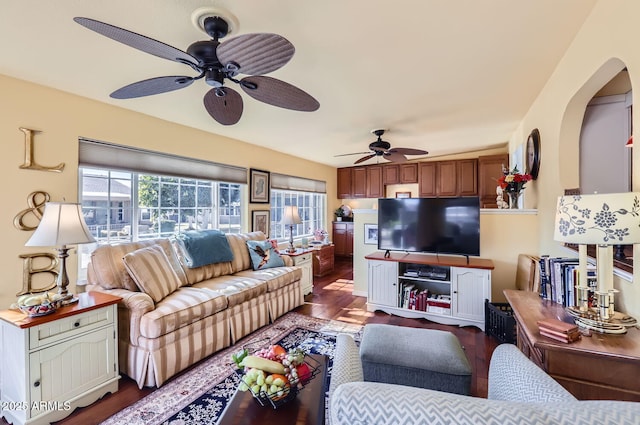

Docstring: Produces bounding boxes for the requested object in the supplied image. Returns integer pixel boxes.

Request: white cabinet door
[368,260,398,307]
[293,253,313,295]
[29,327,116,416]
[451,267,491,322]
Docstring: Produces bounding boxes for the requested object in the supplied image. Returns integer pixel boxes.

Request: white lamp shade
[281,205,302,225]
[554,193,640,245]
[25,202,96,247]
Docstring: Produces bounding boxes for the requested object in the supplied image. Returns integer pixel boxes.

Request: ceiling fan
[73,8,319,126]
[336,129,429,164]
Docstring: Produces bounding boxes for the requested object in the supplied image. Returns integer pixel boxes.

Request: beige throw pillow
[123,245,182,303]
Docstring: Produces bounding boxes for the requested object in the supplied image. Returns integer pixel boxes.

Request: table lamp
[554,193,640,321]
[25,202,96,304]
[281,205,301,253]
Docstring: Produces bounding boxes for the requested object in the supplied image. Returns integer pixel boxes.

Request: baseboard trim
[352,289,367,297]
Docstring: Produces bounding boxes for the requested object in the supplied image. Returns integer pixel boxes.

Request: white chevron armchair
[329,335,640,425]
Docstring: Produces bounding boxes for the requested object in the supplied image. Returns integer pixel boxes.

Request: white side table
[0,292,121,425]
[288,249,314,295]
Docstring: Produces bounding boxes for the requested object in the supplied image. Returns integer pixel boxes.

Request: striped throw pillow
[123,245,182,303]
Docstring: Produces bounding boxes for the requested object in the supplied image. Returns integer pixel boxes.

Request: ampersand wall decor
[14,191,50,231]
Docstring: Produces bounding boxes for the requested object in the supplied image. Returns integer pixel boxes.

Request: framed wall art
[249,168,270,203]
[252,210,270,237]
[364,223,378,245]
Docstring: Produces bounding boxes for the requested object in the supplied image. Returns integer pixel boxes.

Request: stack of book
[537,318,581,343]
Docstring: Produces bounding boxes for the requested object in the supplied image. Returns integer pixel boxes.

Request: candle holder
[567,288,637,334]
[608,289,620,318]
[575,286,590,313]
[595,291,610,321]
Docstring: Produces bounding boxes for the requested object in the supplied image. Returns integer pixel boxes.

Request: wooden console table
[504,289,640,401]
[312,244,334,277]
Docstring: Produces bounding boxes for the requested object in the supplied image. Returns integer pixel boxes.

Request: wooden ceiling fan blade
[385,152,408,163]
[110,76,195,99]
[354,154,376,164]
[334,151,373,157]
[389,147,429,156]
[74,17,198,67]
[217,33,295,75]
[240,76,319,111]
[203,87,243,126]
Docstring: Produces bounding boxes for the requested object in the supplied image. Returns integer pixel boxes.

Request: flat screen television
[377,197,480,257]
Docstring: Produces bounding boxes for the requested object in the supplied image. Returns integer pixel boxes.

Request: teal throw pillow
[175,229,234,268]
[246,240,285,271]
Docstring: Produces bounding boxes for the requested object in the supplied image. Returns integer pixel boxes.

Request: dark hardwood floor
[3,257,500,425]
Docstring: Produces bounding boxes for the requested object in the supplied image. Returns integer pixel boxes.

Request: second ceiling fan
[337,129,428,164]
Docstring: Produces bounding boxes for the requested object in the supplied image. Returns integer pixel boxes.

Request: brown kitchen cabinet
[351,167,367,198]
[337,165,387,199]
[384,163,418,185]
[419,159,478,197]
[418,162,437,197]
[457,159,478,196]
[333,221,354,257]
[478,154,509,208]
[340,158,479,199]
[399,163,419,183]
[383,164,400,184]
[337,167,353,199]
[366,165,384,198]
[436,160,458,196]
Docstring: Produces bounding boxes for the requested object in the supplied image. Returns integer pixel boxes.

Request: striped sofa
[86,231,303,388]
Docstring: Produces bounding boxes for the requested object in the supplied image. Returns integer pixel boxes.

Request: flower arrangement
[313,229,327,241]
[498,166,532,193]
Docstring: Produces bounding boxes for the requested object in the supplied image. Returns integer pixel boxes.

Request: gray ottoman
[360,324,472,395]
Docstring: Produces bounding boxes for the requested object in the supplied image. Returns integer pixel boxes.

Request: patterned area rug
[102,312,362,425]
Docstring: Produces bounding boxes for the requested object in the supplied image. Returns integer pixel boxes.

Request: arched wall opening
[558,58,628,189]
[557,57,636,315]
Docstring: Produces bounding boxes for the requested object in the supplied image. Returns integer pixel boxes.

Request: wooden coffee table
[217,354,328,425]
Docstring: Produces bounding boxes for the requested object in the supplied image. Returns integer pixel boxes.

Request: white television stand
[365,251,494,331]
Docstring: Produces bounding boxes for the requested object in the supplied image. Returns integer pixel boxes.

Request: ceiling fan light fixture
[205,69,224,87]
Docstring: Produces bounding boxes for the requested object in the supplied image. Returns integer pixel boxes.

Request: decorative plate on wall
[526,128,541,180]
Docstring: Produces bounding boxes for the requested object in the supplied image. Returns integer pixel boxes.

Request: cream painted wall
[352,209,378,296]
[507,0,640,317]
[0,74,336,309]
[480,210,539,302]
[351,209,538,302]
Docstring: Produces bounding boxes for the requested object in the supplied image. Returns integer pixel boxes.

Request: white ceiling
[0,0,597,168]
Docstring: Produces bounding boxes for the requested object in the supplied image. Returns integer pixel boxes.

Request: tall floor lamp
[281,205,301,253]
[25,202,96,304]
[554,193,640,328]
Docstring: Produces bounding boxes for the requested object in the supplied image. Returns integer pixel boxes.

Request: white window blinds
[270,173,326,193]
[78,138,247,184]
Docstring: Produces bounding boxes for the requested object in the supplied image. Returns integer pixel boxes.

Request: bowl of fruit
[232,343,319,408]
[13,292,64,317]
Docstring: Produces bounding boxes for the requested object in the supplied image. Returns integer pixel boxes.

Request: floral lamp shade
[554,193,640,245]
